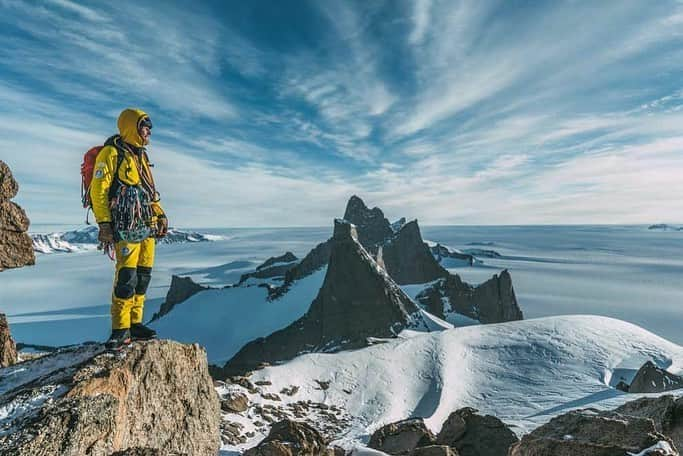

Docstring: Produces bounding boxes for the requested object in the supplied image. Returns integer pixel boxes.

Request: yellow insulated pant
[111,237,155,329]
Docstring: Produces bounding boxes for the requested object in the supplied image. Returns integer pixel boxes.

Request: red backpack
[81,146,104,209]
[80,136,126,221]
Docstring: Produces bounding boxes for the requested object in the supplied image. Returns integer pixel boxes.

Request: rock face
[221,219,426,377]
[244,419,328,456]
[0,339,220,455]
[270,239,332,299]
[509,410,677,456]
[0,160,34,271]
[615,395,683,451]
[0,313,17,367]
[416,271,522,324]
[151,275,208,321]
[436,408,518,456]
[240,252,300,285]
[343,195,394,253]
[628,361,683,393]
[368,418,437,455]
[378,220,448,285]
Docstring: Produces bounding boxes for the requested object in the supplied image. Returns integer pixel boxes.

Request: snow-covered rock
[0,339,220,455]
[219,219,429,377]
[415,270,522,324]
[214,315,683,453]
[31,226,220,254]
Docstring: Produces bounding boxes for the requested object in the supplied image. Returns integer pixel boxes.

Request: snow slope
[221,315,683,452]
[151,267,328,365]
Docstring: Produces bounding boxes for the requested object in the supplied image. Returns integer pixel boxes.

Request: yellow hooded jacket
[90,108,164,224]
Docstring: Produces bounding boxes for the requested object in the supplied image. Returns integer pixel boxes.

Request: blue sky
[2,0,683,227]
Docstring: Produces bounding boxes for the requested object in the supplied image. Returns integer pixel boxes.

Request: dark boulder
[436,408,518,456]
[411,445,459,456]
[0,161,34,271]
[368,418,436,455]
[509,410,676,456]
[615,395,683,451]
[244,419,328,456]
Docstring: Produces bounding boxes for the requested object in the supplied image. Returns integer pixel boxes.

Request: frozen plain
[0,224,682,351]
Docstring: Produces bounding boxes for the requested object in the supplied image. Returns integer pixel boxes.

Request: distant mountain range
[31,226,221,253]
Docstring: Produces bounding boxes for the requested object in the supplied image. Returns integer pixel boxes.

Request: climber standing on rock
[90,108,168,348]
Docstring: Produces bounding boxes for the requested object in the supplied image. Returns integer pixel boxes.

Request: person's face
[139,125,151,145]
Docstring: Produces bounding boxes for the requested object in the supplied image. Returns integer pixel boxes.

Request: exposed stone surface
[342,195,394,253]
[391,217,407,233]
[368,418,437,455]
[628,361,683,393]
[221,390,250,413]
[509,410,677,456]
[0,160,19,200]
[0,201,30,232]
[0,339,220,456]
[615,395,683,451]
[151,275,208,321]
[436,408,518,456]
[221,219,425,377]
[240,252,299,285]
[0,161,34,271]
[270,239,333,299]
[259,252,298,271]
[416,270,522,324]
[0,313,17,367]
[378,220,448,285]
[429,244,475,264]
[244,419,328,456]
[412,445,459,456]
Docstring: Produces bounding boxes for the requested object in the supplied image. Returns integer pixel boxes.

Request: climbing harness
[110,184,154,243]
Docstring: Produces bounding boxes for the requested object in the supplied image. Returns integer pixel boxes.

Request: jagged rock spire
[221,219,425,376]
[342,195,394,252]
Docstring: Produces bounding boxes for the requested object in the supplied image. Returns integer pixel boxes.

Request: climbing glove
[98,222,114,243]
[156,214,168,238]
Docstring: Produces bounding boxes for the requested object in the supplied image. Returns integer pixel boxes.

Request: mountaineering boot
[105,328,131,349]
[130,322,157,340]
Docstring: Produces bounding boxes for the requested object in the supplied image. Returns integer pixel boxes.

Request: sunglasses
[138,117,153,130]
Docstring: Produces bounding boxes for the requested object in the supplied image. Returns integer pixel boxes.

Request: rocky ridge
[416,270,522,324]
[219,219,428,377]
[0,160,34,270]
[0,314,17,368]
[151,274,210,321]
[0,339,220,455]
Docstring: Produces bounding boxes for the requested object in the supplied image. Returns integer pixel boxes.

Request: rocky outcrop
[509,410,677,456]
[416,271,522,324]
[221,219,426,377]
[240,252,299,285]
[615,395,683,451]
[270,239,332,299]
[0,160,34,271]
[151,275,208,321]
[0,313,17,367]
[368,418,436,455]
[244,419,328,456]
[378,220,448,285]
[391,217,407,233]
[343,195,394,253]
[627,361,683,393]
[436,408,518,456]
[430,243,475,264]
[0,339,220,455]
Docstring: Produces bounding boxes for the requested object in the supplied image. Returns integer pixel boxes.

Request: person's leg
[130,237,156,339]
[108,241,141,345]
